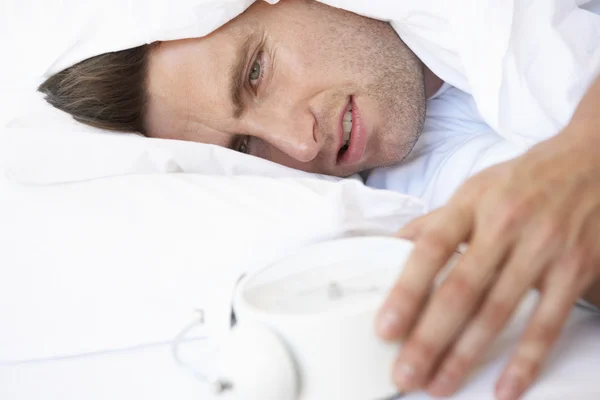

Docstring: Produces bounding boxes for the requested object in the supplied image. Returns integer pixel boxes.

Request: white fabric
[2,295,599,400]
[367,85,521,211]
[1,93,341,184]
[317,0,600,148]
[0,170,423,363]
[1,0,255,90]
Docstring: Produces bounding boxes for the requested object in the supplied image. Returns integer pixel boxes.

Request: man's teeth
[342,104,353,145]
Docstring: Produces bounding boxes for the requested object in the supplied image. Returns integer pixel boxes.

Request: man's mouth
[339,102,353,157]
[336,96,366,167]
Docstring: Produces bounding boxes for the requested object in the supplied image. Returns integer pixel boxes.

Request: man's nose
[250,107,321,163]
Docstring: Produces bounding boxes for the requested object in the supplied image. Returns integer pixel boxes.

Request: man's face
[145,0,426,177]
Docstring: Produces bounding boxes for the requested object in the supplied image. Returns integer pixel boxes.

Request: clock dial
[238,237,414,316]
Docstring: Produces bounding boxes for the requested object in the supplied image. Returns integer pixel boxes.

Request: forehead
[145,23,250,140]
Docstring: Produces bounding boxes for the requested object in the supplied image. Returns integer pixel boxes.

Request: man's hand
[375,119,600,400]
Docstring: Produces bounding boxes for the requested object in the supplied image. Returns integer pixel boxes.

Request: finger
[426,236,555,397]
[495,254,585,400]
[395,208,446,241]
[389,229,510,392]
[376,204,472,341]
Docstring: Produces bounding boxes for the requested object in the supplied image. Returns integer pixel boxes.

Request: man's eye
[249,59,262,86]
[237,136,250,154]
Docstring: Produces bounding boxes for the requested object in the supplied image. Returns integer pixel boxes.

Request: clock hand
[294,281,384,300]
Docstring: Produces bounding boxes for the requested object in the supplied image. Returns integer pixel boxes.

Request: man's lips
[336,96,367,167]
[336,97,352,160]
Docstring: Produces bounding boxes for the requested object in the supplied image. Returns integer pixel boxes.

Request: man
[40,0,441,178]
[39,1,600,399]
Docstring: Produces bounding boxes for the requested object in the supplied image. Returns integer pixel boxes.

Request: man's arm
[567,73,600,310]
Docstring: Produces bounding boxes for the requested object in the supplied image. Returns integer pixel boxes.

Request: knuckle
[438,273,479,310]
[493,194,534,236]
[526,319,561,348]
[404,336,438,366]
[561,245,593,278]
[415,231,454,261]
[388,282,422,315]
[531,217,565,253]
[397,215,429,238]
[441,352,475,381]
[455,178,481,200]
[478,299,514,334]
[463,167,499,193]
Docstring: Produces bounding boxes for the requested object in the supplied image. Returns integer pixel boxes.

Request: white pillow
[0,172,424,363]
[1,93,342,184]
[2,0,254,87]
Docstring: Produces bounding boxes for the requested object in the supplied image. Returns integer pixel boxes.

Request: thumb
[396,208,445,241]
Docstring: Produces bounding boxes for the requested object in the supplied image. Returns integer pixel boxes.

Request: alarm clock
[213,236,418,400]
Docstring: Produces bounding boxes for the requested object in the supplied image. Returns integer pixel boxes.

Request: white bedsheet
[1,296,599,400]
[0,172,423,363]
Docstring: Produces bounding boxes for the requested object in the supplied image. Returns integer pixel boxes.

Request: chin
[385,134,421,166]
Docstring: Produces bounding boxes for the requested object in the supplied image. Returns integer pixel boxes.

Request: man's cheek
[254,140,292,167]
[267,146,318,173]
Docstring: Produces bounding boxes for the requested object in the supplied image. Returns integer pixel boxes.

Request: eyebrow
[229,33,256,119]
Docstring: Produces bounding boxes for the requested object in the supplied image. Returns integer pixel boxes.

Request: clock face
[237,237,414,318]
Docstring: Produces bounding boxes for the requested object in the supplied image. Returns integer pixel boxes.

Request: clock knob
[216,321,298,400]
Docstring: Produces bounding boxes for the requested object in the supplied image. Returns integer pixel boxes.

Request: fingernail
[428,373,453,396]
[394,362,416,390]
[376,309,401,337]
[496,374,523,400]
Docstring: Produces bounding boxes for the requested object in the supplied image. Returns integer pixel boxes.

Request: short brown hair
[38,45,150,134]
